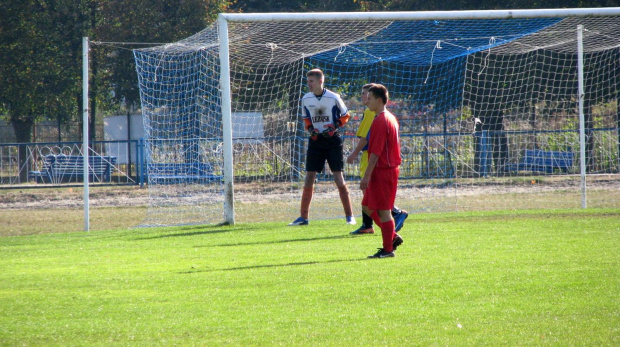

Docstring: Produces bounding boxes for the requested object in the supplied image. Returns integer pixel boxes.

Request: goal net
[134,10,620,227]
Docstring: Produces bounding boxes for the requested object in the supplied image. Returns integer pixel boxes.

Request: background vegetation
[1,0,619,144]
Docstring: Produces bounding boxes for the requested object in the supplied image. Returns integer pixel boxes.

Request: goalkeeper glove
[308,126,320,141]
[322,124,337,137]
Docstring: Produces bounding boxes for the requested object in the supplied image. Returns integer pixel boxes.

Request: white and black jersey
[301,88,348,133]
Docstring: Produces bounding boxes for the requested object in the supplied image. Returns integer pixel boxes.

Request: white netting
[134,14,620,227]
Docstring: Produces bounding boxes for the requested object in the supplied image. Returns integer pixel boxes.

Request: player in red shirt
[361,84,403,258]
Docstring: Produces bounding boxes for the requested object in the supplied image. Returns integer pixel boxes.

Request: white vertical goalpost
[215,8,620,225]
[83,36,90,231]
[217,20,235,225]
[577,25,587,209]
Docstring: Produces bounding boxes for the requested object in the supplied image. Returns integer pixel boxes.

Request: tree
[0,0,88,143]
[0,0,91,180]
[0,0,233,182]
[363,0,620,11]
[93,0,233,115]
[0,0,234,144]
[231,0,364,12]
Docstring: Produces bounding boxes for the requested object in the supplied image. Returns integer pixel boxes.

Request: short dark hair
[362,83,375,90]
[306,68,324,80]
[368,84,389,104]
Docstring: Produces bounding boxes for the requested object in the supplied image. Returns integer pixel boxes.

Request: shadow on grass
[133,226,252,240]
[202,234,357,248]
[180,257,364,274]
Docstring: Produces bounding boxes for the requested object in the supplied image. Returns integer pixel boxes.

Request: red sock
[380,219,396,252]
[300,187,313,219]
[370,210,381,226]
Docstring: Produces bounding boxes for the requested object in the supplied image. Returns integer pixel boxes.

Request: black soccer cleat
[368,248,395,258]
[392,234,404,251]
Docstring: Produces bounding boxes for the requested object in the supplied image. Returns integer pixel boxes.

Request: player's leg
[301,171,317,217]
[351,188,374,234]
[326,137,355,224]
[363,206,396,258]
[288,171,316,226]
[363,211,375,229]
[378,209,396,252]
[289,142,325,226]
[333,171,355,224]
[352,152,374,234]
[361,205,381,229]
[365,168,402,258]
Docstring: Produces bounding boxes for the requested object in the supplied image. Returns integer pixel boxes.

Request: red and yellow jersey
[367,110,401,169]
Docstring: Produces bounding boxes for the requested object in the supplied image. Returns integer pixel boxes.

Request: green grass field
[1,209,619,346]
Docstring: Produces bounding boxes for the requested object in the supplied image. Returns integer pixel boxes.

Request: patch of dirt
[1,174,618,209]
[0,185,150,209]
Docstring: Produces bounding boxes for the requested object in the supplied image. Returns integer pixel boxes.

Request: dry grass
[0,206,147,236]
[1,175,619,236]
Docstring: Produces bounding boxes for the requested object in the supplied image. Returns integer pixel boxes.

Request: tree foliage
[0,0,618,143]
[0,0,89,141]
[94,0,232,113]
[0,0,232,143]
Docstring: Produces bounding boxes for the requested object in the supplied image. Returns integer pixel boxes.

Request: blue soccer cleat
[394,210,409,232]
[288,217,309,226]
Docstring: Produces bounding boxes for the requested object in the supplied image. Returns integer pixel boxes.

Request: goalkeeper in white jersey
[288,68,356,226]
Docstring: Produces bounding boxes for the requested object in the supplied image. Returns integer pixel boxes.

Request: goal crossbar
[220,8,620,22]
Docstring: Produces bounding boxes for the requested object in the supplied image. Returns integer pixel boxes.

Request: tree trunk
[11,117,34,183]
[89,51,97,143]
[89,1,97,143]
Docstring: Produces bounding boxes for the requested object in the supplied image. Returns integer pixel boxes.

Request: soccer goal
[133,8,620,227]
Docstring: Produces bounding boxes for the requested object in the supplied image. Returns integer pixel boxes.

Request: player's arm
[335,112,351,127]
[346,137,368,164]
[303,105,320,140]
[303,117,313,131]
[332,95,351,128]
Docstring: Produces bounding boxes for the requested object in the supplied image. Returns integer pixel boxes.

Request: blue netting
[311,18,562,66]
[307,18,562,124]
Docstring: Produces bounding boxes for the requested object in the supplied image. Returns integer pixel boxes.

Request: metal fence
[1,127,618,188]
[0,140,143,187]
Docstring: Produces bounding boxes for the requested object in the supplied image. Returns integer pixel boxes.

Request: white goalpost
[83,36,90,231]
[134,8,620,227]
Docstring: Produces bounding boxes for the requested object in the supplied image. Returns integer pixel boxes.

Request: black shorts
[305,135,344,173]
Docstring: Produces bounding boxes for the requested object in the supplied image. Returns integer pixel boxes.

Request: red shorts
[362,167,399,211]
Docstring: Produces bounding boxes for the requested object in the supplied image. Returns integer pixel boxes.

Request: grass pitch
[1,209,619,346]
